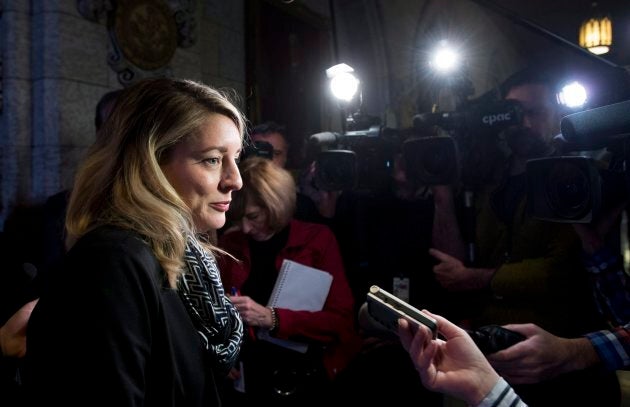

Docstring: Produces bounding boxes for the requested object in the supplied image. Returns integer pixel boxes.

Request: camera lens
[545,161,590,220]
[315,150,357,191]
[422,143,450,176]
[402,137,456,185]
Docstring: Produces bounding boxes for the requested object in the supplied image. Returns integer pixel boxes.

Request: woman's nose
[240,219,252,234]
[220,161,243,192]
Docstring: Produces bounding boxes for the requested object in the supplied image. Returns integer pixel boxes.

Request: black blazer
[24,226,220,407]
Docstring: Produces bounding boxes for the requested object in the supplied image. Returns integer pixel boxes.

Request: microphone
[560,100,630,148]
[308,131,340,146]
[414,111,466,130]
[413,100,523,133]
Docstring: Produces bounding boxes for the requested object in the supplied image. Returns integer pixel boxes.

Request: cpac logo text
[482,112,512,126]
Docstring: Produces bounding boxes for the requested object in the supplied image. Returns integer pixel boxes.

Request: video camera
[242,140,274,161]
[309,123,406,192]
[308,98,524,192]
[526,99,630,223]
[404,98,524,186]
[414,99,523,133]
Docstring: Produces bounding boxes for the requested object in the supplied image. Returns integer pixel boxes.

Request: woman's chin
[195,215,225,233]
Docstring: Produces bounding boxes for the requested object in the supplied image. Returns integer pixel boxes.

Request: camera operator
[486,192,630,385]
[248,121,344,225]
[332,149,445,407]
[250,121,290,168]
[430,67,620,406]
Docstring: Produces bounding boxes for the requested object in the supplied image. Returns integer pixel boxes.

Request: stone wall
[0,0,246,228]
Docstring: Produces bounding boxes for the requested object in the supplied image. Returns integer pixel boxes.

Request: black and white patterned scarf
[178,234,243,375]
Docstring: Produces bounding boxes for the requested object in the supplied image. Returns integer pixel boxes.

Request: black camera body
[467,325,526,355]
[314,150,358,191]
[309,99,520,191]
[414,99,523,134]
[409,99,524,186]
[310,125,403,192]
[527,100,630,223]
[527,156,601,223]
[242,140,274,161]
[402,136,458,185]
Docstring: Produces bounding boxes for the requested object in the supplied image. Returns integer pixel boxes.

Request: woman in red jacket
[217,156,360,406]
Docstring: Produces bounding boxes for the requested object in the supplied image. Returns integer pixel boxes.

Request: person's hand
[487,323,600,384]
[0,299,38,358]
[430,184,455,205]
[398,311,500,406]
[298,161,320,201]
[299,161,340,218]
[316,189,341,218]
[430,248,495,291]
[228,295,274,329]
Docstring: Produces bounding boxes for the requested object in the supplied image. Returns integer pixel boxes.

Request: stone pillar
[31,0,111,200]
[1,1,33,228]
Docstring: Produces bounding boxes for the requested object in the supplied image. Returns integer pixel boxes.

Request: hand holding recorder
[365,285,437,338]
[398,310,506,406]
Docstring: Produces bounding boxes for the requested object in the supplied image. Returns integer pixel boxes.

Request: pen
[231,287,256,341]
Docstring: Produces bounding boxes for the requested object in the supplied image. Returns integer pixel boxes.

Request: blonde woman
[218,156,360,406]
[24,78,245,407]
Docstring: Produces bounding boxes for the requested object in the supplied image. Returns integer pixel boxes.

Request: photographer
[248,121,343,225]
[487,196,630,384]
[250,121,290,168]
[430,67,620,405]
[572,199,630,327]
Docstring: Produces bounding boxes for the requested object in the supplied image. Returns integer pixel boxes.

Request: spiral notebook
[257,259,333,353]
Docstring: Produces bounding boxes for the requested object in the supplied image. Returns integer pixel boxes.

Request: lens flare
[558,82,587,108]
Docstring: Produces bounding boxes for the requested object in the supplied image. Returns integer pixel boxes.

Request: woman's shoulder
[69,225,160,270]
[74,225,150,252]
[56,226,165,300]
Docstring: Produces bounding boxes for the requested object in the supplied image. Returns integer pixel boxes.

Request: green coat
[471,179,606,337]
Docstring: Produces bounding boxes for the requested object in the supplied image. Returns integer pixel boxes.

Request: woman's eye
[204,157,221,165]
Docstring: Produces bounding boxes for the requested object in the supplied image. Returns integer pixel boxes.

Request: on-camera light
[430,41,460,74]
[557,81,588,108]
[326,63,360,102]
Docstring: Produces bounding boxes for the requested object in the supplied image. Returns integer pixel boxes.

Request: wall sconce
[579,2,612,55]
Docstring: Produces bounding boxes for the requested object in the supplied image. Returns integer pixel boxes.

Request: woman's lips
[210,202,230,212]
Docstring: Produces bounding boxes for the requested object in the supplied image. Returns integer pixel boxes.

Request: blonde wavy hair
[66,78,246,287]
[227,156,296,235]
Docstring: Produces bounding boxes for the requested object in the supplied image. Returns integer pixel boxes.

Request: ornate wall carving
[77,0,196,86]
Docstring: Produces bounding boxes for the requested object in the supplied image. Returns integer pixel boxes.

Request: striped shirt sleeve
[476,377,527,407]
[585,323,630,371]
[583,246,630,326]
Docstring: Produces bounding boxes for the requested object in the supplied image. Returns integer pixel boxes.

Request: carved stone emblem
[114,0,177,71]
[77,0,196,86]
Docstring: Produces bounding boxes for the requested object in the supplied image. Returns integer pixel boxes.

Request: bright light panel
[558,82,587,108]
[330,72,360,102]
[326,63,354,78]
[430,43,459,73]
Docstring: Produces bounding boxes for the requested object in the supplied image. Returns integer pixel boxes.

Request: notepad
[258,259,333,353]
